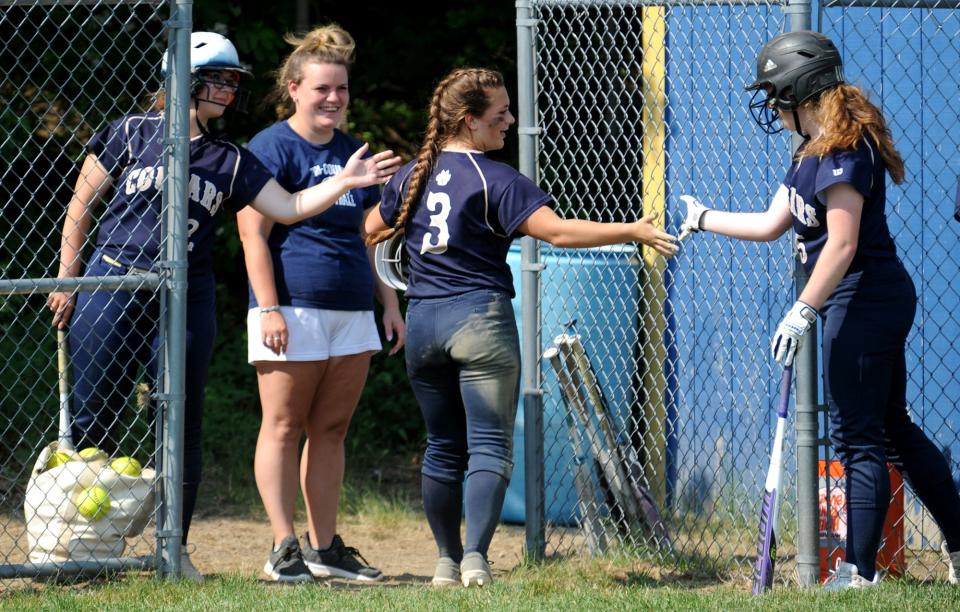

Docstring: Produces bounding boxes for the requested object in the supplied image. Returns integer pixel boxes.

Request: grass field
[4,454,957,609]
[2,555,957,611]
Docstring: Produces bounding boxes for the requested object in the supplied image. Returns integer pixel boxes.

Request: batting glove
[771,300,818,366]
[678,195,710,240]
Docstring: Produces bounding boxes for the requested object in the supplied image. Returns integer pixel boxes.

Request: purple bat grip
[776,366,792,419]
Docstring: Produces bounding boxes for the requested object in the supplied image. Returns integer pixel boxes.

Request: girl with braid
[365,67,678,587]
[238,25,403,583]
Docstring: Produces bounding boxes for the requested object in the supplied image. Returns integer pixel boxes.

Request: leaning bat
[752,365,793,595]
[555,334,642,533]
[563,330,671,547]
[544,346,606,554]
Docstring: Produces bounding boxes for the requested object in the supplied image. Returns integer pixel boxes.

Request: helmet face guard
[373,232,408,291]
[745,30,844,132]
[192,71,250,112]
[748,88,783,134]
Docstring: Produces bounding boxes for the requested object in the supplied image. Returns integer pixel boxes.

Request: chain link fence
[2,0,956,593]
[517,0,960,586]
[0,0,176,585]
[820,0,960,583]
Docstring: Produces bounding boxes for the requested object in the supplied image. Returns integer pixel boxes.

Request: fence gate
[516,0,960,586]
[0,0,189,585]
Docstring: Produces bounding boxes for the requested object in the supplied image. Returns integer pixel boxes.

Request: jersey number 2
[420,191,450,255]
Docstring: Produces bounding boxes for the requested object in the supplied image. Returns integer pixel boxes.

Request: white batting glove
[678,195,710,240]
[771,301,818,366]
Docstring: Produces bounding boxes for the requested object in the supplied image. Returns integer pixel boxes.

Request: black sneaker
[263,535,313,583]
[302,533,383,582]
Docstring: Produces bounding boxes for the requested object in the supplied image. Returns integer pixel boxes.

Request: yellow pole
[640,7,668,507]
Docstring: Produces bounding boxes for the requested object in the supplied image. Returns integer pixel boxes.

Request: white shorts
[247,306,382,363]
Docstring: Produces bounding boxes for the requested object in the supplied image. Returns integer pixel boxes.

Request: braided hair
[366,67,504,246]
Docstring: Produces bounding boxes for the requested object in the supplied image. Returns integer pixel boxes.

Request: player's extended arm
[237,206,286,355]
[363,205,390,236]
[250,143,401,224]
[47,153,114,328]
[679,186,792,242]
[518,206,678,256]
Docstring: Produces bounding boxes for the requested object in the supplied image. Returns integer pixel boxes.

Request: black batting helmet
[746,30,844,133]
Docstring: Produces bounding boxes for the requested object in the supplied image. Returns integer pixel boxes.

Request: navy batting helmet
[746,30,844,133]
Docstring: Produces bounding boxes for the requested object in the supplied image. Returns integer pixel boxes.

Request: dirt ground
[184,514,528,584]
[0,512,528,589]
[1,450,532,589]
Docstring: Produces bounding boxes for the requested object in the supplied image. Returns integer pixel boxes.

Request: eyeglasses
[196,69,241,91]
[199,76,240,91]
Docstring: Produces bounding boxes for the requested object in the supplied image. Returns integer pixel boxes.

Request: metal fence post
[159,0,192,580]
[516,0,545,562]
[0,0,169,583]
[785,0,820,589]
[791,261,821,587]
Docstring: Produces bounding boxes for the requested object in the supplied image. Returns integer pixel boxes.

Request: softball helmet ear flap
[373,232,408,291]
[745,30,844,133]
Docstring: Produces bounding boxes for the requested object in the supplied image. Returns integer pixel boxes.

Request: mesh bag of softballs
[24,441,156,563]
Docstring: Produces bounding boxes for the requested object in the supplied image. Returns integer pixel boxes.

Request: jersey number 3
[420,191,450,255]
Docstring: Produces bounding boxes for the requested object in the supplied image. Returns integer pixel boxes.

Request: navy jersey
[783,138,897,273]
[246,123,380,310]
[88,112,273,276]
[379,151,551,299]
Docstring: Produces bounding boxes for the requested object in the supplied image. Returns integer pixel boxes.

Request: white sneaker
[823,560,880,591]
[943,541,959,585]
[180,549,204,583]
[460,552,492,587]
[431,556,461,587]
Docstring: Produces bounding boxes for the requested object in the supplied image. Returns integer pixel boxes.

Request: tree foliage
[0,2,519,504]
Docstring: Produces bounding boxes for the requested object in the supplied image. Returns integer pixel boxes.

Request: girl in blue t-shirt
[237,25,403,583]
[679,30,960,588]
[365,67,678,587]
[45,32,400,581]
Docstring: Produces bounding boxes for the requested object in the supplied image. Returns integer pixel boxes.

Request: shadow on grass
[505,541,732,591]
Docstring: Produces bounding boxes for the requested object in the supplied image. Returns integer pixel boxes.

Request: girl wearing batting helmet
[46,31,400,581]
[679,30,960,589]
[365,67,677,587]
[237,24,403,584]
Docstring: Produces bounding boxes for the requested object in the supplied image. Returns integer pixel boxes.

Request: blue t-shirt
[88,111,273,278]
[379,151,551,299]
[245,123,380,310]
[783,138,897,274]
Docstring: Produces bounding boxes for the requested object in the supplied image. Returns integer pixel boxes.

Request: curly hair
[802,83,905,185]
